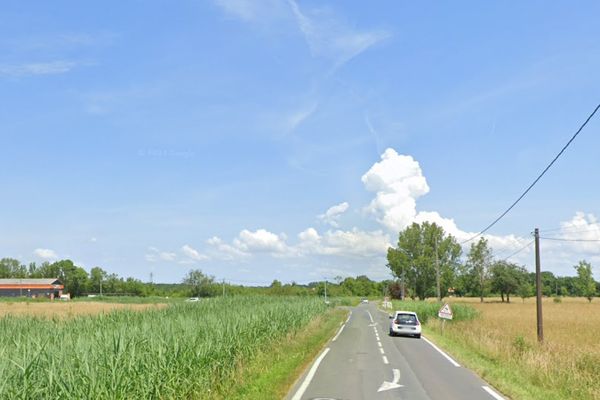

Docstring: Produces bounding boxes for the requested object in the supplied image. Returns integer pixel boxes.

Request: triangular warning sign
[438,303,453,320]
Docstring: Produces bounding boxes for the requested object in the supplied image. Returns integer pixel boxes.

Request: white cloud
[297,226,391,258]
[145,247,179,263]
[362,148,430,232]
[181,245,209,262]
[318,201,349,227]
[235,229,289,253]
[298,227,321,243]
[0,61,77,77]
[213,0,287,22]
[206,236,251,260]
[34,248,58,260]
[287,0,390,69]
[213,0,390,71]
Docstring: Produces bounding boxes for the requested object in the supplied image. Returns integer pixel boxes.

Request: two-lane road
[287,302,505,400]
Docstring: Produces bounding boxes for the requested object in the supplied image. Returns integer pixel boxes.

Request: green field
[0,296,341,399]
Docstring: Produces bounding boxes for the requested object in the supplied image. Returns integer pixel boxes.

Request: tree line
[0,259,150,297]
[0,258,390,299]
[387,222,599,302]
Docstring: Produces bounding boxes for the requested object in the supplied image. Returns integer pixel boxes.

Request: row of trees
[182,270,388,298]
[0,259,149,297]
[1,258,390,299]
[387,222,599,302]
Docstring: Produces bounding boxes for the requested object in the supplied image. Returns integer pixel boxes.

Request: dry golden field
[0,301,166,318]
[435,297,600,400]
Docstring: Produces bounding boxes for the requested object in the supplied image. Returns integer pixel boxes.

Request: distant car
[389,311,421,338]
[361,298,369,304]
[185,297,200,302]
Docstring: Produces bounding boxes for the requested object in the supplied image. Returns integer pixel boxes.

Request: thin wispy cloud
[0,61,78,77]
[213,0,288,22]
[287,0,391,70]
[213,0,391,71]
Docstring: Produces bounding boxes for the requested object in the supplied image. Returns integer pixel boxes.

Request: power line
[501,240,535,261]
[461,102,600,245]
[539,236,600,242]
[539,222,600,234]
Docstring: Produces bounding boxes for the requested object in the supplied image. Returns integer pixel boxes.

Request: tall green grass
[0,296,329,399]
[388,300,479,323]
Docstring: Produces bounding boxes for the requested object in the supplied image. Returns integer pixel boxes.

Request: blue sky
[2,1,600,284]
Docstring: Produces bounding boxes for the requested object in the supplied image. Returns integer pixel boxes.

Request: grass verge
[217,308,348,400]
[423,323,562,400]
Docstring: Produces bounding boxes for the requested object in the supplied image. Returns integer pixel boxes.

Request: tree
[465,238,492,302]
[89,267,108,294]
[182,269,216,297]
[574,260,596,302]
[0,258,27,278]
[269,280,283,295]
[387,222,461,300]
[518,281,533,303]
[490,261,528,303]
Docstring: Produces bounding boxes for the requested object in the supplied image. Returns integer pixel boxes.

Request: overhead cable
[539,236,600,242]
[461,102,600,245]
[501,240,535,261]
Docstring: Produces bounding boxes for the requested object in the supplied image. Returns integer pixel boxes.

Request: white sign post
[438,303,453,334]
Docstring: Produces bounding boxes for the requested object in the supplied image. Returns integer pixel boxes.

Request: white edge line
[422,337,461,367]
[291,347,331,400]
[346,311,352,323]
[482,386,505,400]
[332,323,346,342]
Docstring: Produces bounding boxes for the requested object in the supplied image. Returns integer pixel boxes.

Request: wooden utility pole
[534,228,544,343]
[435,239,441,301]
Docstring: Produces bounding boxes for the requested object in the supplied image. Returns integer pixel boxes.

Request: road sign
[438,303,453,320]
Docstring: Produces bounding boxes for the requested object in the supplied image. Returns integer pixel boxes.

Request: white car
[361,298,369,304]
[185,297,200,302]
[389,311,421,338]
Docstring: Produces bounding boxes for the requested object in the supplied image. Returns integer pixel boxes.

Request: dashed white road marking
[482,386,505,400]
[332,323,346,342]
[382,355,389,364]
[377,342,382,348]
[379,348,385,354]
[422,337,461,367]
[291,348,331,400]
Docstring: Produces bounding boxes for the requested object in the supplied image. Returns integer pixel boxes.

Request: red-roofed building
[0,279,64,299]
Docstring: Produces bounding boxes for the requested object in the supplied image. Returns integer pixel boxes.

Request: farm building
[0,279,64,299]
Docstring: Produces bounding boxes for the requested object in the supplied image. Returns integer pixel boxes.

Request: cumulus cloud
[206,236,251,260]
[145,247,178,263]
[181,245,209,262]
[146,147,597,280]
[297,226,391,258]
[362,148,430,232]
[34,248,58,260]
[541,212,600,256]
[234,229,289,254]
[318,202,349,227]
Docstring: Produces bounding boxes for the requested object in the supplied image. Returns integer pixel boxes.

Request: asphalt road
[287,302,505,400]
